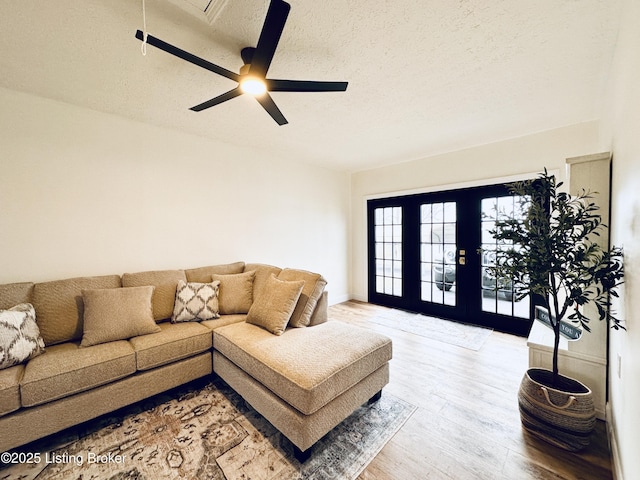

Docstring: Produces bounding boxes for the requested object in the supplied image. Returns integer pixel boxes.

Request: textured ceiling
[0,0,622,171]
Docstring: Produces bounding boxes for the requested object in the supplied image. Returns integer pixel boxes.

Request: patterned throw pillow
[0,303,45,370]
[172,280,221,323]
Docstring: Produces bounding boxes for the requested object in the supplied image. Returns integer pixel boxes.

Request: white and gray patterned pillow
[0,303,45,370]
[171,280,221,323]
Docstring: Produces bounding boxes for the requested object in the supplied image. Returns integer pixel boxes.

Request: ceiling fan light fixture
[134,0,347,125]
[240,77,267,95]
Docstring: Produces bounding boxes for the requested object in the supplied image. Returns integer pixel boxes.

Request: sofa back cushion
[244,263,282,300]
[277,269,327,328]
[122,270,187,321]
[32,275,122,346]
[308,291,329,326]
[185,262,245,283]
[0,282,34,310]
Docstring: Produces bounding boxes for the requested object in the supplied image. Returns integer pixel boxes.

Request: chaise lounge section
[214,320,391,459]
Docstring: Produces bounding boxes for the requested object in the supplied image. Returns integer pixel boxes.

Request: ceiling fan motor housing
[241,47,256,65]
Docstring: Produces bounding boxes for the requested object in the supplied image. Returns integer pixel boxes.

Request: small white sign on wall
[534,306,582,341]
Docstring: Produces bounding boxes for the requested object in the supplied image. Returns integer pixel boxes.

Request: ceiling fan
[135,0,348,125]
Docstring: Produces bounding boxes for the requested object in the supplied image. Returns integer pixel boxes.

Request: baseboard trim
[328,293,352,305]
[606,402,624,480]
[350,293,368,303]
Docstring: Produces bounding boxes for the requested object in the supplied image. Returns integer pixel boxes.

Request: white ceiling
[0,0,622,172]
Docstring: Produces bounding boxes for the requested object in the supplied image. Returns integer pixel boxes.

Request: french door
[368,182,534,336]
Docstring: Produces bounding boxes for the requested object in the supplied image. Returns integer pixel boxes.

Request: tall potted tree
[488,169,624,451]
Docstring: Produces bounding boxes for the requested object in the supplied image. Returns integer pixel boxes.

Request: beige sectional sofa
[0,261,391,460]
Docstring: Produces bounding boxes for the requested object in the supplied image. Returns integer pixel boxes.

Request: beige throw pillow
[246,275,305,335]
[210,271,255,315]
[171,280,220,323]
[277,269,327,327]
[0,303,45,370]
[81,286,161,347]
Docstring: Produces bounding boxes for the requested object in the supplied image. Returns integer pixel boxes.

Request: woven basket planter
[518,368,596,451]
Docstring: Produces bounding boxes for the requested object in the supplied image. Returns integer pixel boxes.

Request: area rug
[369,311,493,351]
[1,378,416,480]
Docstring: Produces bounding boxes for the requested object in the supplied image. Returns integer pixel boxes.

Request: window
[480,195,531,318]
[374,206,402,296]
[420,202,456,306]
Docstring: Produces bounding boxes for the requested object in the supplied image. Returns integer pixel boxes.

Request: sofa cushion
[200,314,247,331]
[80,286,160,347]
[211,271,255,315]
[213,321,392,415]
[20,341,136,407]
[32,275,122,346]
[122,270,186,321]
[185,262,245,283]
[0,365,24,417]
[308,291,329,327]
[128,322,212,371]
[246,275,304,335]
[172,280,220,323]
[277,269,327,328]
[0,303,45,370]
[244,263,282,299]
[0,282,34,310]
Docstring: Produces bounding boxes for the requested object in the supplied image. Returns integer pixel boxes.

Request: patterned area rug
[1,378,415,480]
[369,311,493,351]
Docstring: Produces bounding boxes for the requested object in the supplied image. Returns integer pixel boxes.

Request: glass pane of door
[480,195,530,318]
[373,206,402,296]
[420,201,456,306]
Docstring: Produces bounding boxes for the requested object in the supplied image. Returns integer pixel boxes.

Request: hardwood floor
[329,300,613,480]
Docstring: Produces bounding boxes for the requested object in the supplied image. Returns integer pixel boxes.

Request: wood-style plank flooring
[329,300,612,480]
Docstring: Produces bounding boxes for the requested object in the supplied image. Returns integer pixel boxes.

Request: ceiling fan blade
[190,87,243,112]
[267,79,348,92]
[249,0,291,78]
[255,93,288,125]
[135,30,240,82]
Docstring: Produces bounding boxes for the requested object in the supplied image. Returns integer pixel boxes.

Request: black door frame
[367,182,536,336]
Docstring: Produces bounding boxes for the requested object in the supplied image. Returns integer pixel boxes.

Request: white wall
[349,122,601,301]
[0,87,351,303]
[599,0,640,477]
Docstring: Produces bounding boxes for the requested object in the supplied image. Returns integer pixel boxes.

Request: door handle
[459,249,466,265]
